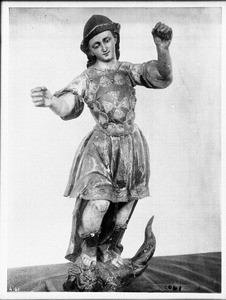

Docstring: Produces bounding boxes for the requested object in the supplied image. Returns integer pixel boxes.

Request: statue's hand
[152,22,173,49]
[30,86,53,107]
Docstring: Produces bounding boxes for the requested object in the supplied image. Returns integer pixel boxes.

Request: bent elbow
[60,100,84,121]
[151,74,173,89]
[161,74,173,89]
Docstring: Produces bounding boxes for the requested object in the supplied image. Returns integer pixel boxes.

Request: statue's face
[88,30,117,63]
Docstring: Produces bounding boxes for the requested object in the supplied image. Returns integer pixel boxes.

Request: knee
[92,200,110,213]
[115,213,128,229]
[115,202,135,228]
[115,209,130,228]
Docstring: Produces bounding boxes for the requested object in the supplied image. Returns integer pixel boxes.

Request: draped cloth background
[7,252,221,293]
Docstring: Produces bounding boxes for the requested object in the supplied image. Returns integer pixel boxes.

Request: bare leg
[78,200,110,268]
[115,200,136,229]
[101,200,137,268]
[64,200,110,292]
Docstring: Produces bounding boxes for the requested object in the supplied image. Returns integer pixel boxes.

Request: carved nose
[102,44,107,52]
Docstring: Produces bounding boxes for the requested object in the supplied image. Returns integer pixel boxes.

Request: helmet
[80,14,120,54]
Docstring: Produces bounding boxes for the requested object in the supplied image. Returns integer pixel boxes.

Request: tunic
[54,60,170,262]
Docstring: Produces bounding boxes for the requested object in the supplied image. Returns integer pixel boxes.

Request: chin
[103,57,113,62]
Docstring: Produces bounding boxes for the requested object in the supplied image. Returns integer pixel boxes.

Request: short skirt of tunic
[63,123,150,203]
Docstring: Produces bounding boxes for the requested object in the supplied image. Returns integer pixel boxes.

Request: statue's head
[80,15,121,68]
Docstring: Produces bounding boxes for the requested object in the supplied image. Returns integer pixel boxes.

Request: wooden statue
[30,14,173,292]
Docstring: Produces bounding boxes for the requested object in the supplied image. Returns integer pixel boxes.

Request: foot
[65,254,98,292]
[100,249,124,268]
[81,253,97,269]
[111,253,124,268]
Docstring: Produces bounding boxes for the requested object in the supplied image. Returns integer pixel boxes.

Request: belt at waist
[94,121,134,137]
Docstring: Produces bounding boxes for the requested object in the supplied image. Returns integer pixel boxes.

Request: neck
[95,58,118,70]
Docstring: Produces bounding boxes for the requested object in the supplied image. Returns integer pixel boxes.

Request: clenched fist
[30,86,53,107]
[152,22,173,49]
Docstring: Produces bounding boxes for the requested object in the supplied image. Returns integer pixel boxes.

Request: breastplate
[85,70,137,135]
